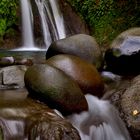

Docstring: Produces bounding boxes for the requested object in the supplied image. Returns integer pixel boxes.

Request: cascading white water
[18,0,66,51]
[35,0,66,50]
[35,0,52,49]
[49,0,66,39]
[66,94,131,140]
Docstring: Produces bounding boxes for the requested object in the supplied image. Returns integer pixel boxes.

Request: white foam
[67,94,131,140]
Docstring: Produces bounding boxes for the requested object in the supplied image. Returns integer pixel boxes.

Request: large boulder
[46,34,103,70]
[121,75,140,140]
[105,28,140,75]
[24,64,88,115]
[46,54,104,97]
[106,75,140,140]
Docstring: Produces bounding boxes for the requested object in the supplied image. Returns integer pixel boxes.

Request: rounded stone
[46,34,103,70]
[46,54,104,97]
[105,29,140,75]
[0,56,14,66]
[24,64,88,115]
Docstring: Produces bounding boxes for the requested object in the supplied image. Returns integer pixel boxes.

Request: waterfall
[20,0,37,50]
[35,0,66,50]
[49,0,66,39]
[18,0,66,51]
[66,94,131,140]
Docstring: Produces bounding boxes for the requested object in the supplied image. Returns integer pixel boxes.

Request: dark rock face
[121,75,140,140]
[46,54,104,97]
[24,64,88,115]
[106,75,140,140]
[0,97,81,140]
[105,36,140,75]
[59,0,90,35]
[46,34,103,70]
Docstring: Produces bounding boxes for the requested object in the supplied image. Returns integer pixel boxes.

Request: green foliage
[0,0,19,40]
[67,0,140,46]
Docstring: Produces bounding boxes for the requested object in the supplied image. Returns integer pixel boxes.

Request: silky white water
[66,94,131,140]
[49,0,66,39]
[20,0,35,49]
[35,0,66,50]
[35,0,52,49]
[19,0,66,51]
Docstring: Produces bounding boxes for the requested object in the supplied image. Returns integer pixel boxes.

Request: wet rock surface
[24,64,88,115]
[0,65,28,89]
[46,34,103,70]
[46,54,104,97]
[103,74,140,140]
[105,36,140,75]
[0,90,80,140]
[121,75,140,140]
[105,28,140,75]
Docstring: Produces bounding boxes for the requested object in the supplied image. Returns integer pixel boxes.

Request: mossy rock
[24,64,88,115]
[46,54,104,97]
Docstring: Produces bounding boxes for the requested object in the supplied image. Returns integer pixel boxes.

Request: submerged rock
[105,36,140,75]
[46,54,104,97]
[24,64,88,115]
[0,96,80,140]
[46,34,103,70]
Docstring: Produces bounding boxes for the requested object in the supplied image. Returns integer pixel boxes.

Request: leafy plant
[0,0,19,40]
[67,0,140,47]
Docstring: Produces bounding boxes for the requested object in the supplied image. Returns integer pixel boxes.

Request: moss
[67,0,140,47]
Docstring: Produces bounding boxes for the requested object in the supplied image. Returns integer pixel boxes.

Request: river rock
[0,65,27,89]
[14,58,33,66]
[105,35,140,75]
[0,97,80,140]
[24,64,88,115]
[46,34,103,70]
[46,54,104,97]
[0,56,14,66]
[120,75,140,140]
[107,75,140,140]
[111,27,140,48]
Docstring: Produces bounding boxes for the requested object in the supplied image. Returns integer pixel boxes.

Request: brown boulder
[46,54,104,97]
[24,64,88,115]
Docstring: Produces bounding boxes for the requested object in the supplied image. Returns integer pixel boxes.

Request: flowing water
[67,94,131,140]
[19,0,66,51]
[20,0,35,50]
